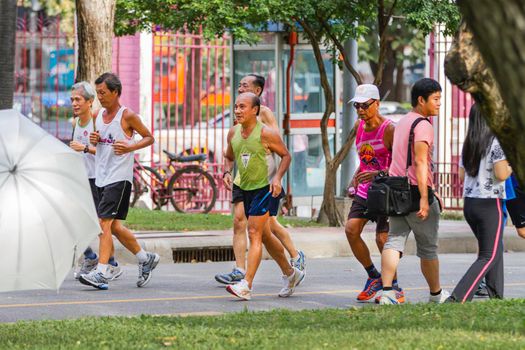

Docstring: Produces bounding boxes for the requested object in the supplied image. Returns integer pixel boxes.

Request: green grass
[126,208,323,231]
[1,300,524,349]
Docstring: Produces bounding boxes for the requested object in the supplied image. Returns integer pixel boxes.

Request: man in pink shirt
[379,78,450,304]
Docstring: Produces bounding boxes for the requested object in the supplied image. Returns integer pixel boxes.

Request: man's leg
[345,218,373,268]
[379,215,410,304]
[410,201,448,302]
[269,216,299,259]
[262,221,294,277]
[244,213,269,288]
[112,220,160,287]
[233,201,248,270]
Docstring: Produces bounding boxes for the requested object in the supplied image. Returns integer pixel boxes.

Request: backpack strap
[405,117,431,174]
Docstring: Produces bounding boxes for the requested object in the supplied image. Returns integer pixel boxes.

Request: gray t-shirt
[460,138,506,199]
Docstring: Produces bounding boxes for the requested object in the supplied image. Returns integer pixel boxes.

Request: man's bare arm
[222,127,236,190]
[414,141,429,219]
[262,127,291,182]
[114,110,154,155]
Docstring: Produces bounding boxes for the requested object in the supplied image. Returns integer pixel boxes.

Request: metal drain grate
[172,246,235,263]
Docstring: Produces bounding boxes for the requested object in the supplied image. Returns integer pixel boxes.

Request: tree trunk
[0,0,17,109]
[75,0,116,86]
[318,162,344,226]
[393,59,404,102]
[377,42,396,100]
[184,37,202,128]
[445,3,525,186]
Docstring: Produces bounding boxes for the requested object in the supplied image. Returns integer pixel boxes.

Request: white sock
[235,267,246,274]
[291,254,300,261]
[287,269,296,279]
[96,263,109,275]
[136,249,149,263]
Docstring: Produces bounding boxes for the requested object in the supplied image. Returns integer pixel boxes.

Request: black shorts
[242,185,284,218]
[89,178,100,208]
[96,181,132,220]
[232,184,243,204]
[348,195,389,233]
[506,187,525,228]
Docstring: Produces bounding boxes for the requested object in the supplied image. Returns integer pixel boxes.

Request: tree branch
[333,124,357,166]
[298,18,334,164]
[317,14,363,85]
[374,0,398,86]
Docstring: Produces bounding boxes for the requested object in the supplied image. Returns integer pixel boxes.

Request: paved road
[1,253,524,323]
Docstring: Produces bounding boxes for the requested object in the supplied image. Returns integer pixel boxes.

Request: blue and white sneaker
[79,270,109,290]
[291,250,306,271]
[74,256,98,279]
[137,252,160,287]
[215,268,246,285]
[379,290,400,305]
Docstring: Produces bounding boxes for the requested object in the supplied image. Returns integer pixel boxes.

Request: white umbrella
[0,109,100,292]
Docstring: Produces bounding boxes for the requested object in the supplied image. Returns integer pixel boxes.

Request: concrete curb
[109,221,525,264]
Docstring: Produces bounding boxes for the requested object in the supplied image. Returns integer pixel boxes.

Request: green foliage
[1,300,524,349]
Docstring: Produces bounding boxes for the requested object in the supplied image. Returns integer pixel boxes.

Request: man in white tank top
[79,73,159,290]
[69,81,122,281]
[216,74,306,285]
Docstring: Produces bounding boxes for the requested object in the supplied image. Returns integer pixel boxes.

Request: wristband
[222,170,231,178]
[83,145,89,153]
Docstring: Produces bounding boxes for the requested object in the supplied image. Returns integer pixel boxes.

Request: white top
[73,118,96,179]
[460,138,506,199]
[95,106,135,187]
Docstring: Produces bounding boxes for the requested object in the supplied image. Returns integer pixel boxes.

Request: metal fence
[150,30,232,212]
[429,28,472,210]
[14,8,74,140]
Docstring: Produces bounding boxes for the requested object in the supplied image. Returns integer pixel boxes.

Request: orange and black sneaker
[375,286,406,304]
[357,277,383,302]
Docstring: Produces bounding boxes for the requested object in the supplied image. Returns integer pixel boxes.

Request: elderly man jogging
[223,92,304,300]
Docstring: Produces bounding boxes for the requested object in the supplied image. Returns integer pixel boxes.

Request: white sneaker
[278,267,305,297]
[226,279,252,300]
[106,264,123,281]
[429,289,450,304]
[379,290,400,305]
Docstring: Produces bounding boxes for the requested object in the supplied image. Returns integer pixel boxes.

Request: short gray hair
[71,81,96,101]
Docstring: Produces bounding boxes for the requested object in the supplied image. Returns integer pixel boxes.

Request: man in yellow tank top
[222,92,304,300]
[215,74,306,286]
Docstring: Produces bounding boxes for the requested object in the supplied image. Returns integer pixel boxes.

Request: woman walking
[448,104,512,303]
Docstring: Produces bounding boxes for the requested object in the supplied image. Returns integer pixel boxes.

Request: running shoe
[291,250,306,272]
[357,277,383,302]
[379,290,401,305]
[215,268,246,285]
[137,252,160,287]
[474,280,489,297]
[79,270,109,290]
[226,279,252,300]
[375,287,405,304]
[74,256,98,280]
[429,289,451,304]
[278,267,305,297]
[106,263,123,281]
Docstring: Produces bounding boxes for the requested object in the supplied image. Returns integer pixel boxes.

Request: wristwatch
[83,145,89,153]
[378,170,388,177]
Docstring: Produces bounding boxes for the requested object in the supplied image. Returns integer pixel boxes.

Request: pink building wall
[112,34,140,113]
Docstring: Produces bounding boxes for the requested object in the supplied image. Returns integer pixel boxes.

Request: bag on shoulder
[366,117,431,217]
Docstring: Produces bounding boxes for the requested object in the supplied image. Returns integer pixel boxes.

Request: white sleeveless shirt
[73,118,96,179]
[95,106,135,187]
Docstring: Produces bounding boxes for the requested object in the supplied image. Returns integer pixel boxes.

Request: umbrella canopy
[0,109,100,292]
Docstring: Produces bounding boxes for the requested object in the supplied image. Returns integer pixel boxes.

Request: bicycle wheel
[131,165,166,208]
[167,166,217,213]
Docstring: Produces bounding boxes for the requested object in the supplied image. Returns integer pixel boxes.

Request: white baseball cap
[349,84,380,103]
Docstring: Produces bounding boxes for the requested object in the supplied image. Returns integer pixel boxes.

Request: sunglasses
[353,100,376,110]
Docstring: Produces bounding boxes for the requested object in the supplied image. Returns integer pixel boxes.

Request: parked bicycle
[130,150,218,213]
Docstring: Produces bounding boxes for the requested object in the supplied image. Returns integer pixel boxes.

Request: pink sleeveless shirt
[355,119,392,199]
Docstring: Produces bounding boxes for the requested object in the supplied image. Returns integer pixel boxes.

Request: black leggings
[450,197,505,302]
